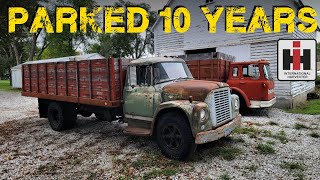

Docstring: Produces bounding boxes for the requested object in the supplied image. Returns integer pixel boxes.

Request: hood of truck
[162,80,229,102]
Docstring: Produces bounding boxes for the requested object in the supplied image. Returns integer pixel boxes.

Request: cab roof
[231,60,270,65]
[129,57,185,66]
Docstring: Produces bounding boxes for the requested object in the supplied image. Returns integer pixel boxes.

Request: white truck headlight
[231,94,240,111]
[234,99,239,109]
[200,109,206,120]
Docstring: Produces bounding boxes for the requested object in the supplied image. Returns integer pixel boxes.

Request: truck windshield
[154,62,193,84]
[263,64,273,80]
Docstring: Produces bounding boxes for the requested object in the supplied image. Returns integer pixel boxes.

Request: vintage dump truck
[22,54,241,160]
[186,58,276,110]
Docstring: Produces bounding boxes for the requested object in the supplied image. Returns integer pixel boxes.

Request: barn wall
[153,0,317,107]
[154,0,296,56]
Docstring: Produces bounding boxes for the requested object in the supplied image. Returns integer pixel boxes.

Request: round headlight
[200,109,206,120]
[235,99,239,108]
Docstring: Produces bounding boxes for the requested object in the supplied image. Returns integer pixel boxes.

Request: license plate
[224,127,233,136]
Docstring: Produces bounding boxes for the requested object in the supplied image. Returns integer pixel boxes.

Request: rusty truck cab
[227,60,276,108]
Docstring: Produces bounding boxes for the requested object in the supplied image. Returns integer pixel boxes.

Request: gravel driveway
[0,90,319,179]
[0,91,38,124]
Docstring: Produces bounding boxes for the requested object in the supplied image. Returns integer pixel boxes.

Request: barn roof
[23,53,106,65]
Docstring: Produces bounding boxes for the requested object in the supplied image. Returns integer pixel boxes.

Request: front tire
[156,112,197,160]
[48,102,76,131]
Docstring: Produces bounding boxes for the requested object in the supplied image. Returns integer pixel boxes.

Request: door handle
[240,82,246,84]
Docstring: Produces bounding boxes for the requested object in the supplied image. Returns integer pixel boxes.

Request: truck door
[240,65,262,101]
[123,65,155,118]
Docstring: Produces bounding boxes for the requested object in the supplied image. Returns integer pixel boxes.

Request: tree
[88,0,157,59]
[0,0,97,78]
[36,0,97,59]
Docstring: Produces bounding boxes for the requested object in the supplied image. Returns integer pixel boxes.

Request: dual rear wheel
[47,102,76,131]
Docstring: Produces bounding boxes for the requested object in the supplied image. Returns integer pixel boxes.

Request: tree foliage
[0,0,97,78]
[88,0,157,59]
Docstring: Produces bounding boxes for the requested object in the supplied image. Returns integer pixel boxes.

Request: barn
[152,0,319,108]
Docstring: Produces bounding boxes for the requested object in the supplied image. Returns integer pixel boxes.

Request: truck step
[123,126,151,136]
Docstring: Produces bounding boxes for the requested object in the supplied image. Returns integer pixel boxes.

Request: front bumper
[195,114,242,144]
[249,97,276,108]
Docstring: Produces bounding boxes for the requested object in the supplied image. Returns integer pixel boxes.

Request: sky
[95,0,320,42]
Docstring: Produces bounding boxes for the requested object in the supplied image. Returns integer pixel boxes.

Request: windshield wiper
[174,77,191,82]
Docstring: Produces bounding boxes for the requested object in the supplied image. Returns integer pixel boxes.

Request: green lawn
[287,99,320,115]
[0,80,21,92]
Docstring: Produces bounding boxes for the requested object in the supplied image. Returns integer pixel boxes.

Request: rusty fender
[151,100,200,135]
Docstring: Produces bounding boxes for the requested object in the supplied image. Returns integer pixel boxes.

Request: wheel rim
[161,124,182,149]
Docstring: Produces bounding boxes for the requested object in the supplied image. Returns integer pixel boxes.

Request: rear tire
[48,102,76,131]
[156,112,197,160]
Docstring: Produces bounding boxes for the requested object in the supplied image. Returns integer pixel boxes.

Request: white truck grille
[205,88,232,127]
[214,89,232,124]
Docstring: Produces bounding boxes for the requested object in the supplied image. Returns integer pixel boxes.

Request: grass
[257,143,276,154]
[245,165,258,172]
[219,147,242,161]
[310,132,320,138]
[268,121,279,126]
[272,130,289,144]
[219,173,231,180]
[280,161,304,171]
[287,99,320,115]
[234,127,272,139]
[280,161,305,180]
[266,140,276,145]
[294,171,305,180]
[0,80,20,92]
[143,168,178,179]
[294,123,310,130]
[113,151,180,179]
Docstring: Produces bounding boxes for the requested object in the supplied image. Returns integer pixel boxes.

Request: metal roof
[130,57,185,65]
[11,64,22,70]
[23,53,106,65]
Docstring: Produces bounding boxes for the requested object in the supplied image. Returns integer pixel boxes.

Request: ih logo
[278,39,316,81]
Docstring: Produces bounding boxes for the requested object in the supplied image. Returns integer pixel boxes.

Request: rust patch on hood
[162,80,229,102]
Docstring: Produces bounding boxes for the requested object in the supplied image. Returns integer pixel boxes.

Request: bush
[316,76,320,85]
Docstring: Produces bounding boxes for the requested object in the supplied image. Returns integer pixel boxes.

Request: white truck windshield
[154,62,193,84]
[263,65,273,80]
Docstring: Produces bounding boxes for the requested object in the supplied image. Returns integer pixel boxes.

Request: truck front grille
[214,89,232,125]
[205,87,232,127]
